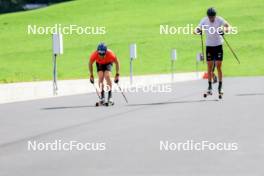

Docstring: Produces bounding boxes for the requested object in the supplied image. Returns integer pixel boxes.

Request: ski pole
[222,35,240,64]
[200,32,205,63]
[92,83,101,99]
[116,83,128,103]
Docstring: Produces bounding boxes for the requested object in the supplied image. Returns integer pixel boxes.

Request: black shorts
[96,62,113,72]
[206,45,223,61]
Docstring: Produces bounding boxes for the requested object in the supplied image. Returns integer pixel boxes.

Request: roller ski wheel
[95,99,106,107]
[203,89,213,98]
[105,102,114,107]
[95,102,99,106]
[95,102,104,107]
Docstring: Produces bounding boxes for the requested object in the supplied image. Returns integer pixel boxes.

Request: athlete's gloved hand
[114,73,120,84]
[219,30,225,36]
[196,28,202,35]
[90,75,94,84]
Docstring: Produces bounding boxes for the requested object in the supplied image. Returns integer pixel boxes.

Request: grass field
[0,0,263,83]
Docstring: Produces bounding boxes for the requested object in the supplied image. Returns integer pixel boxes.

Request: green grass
[0,0,264,83]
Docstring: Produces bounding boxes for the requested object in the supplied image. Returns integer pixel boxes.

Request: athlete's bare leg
[207,61,214,89]
[215,61,222,82]
[104,71,113,101]
[98,71,105,99]
[104,71,112,90]
[215,61,223,93]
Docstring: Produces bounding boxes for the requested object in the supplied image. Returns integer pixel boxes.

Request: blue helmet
[97,42,107,56]
[207,7,216,16]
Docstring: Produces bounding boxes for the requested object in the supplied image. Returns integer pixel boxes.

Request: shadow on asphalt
[42,99,219,110]
[236,93,264,97]
[42,105,95,110]
[127,99,219,107]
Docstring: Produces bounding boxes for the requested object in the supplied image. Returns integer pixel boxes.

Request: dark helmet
[207,7,216,16]
[97,42,107,56]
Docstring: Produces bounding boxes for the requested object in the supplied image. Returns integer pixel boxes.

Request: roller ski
[95,91,115,107]
[95,99,114,107]
[95,98,106,107]
[217,81,224,99]
[105,91,114,106]
[105,97,114,106]
[218,88,224,99]
[203,88,213,98]
[95,90,106,106]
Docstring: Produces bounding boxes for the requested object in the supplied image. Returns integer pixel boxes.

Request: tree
[0,0,71,13]
[0,0,25,13]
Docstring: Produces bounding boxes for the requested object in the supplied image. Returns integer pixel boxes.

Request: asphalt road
[0,77,263,176]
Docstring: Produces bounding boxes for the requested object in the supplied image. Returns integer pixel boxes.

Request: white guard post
[52,33,63,95]
[171,49,177,82]
[129,43,137,85]
[196,52,203,79]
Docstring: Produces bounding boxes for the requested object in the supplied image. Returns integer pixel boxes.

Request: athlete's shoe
[203,87,213,98]
[218,88,224,99]
[108,97,114,104]
[218,88,224,95]
[105,97,114,106]
[207,88,213,95]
